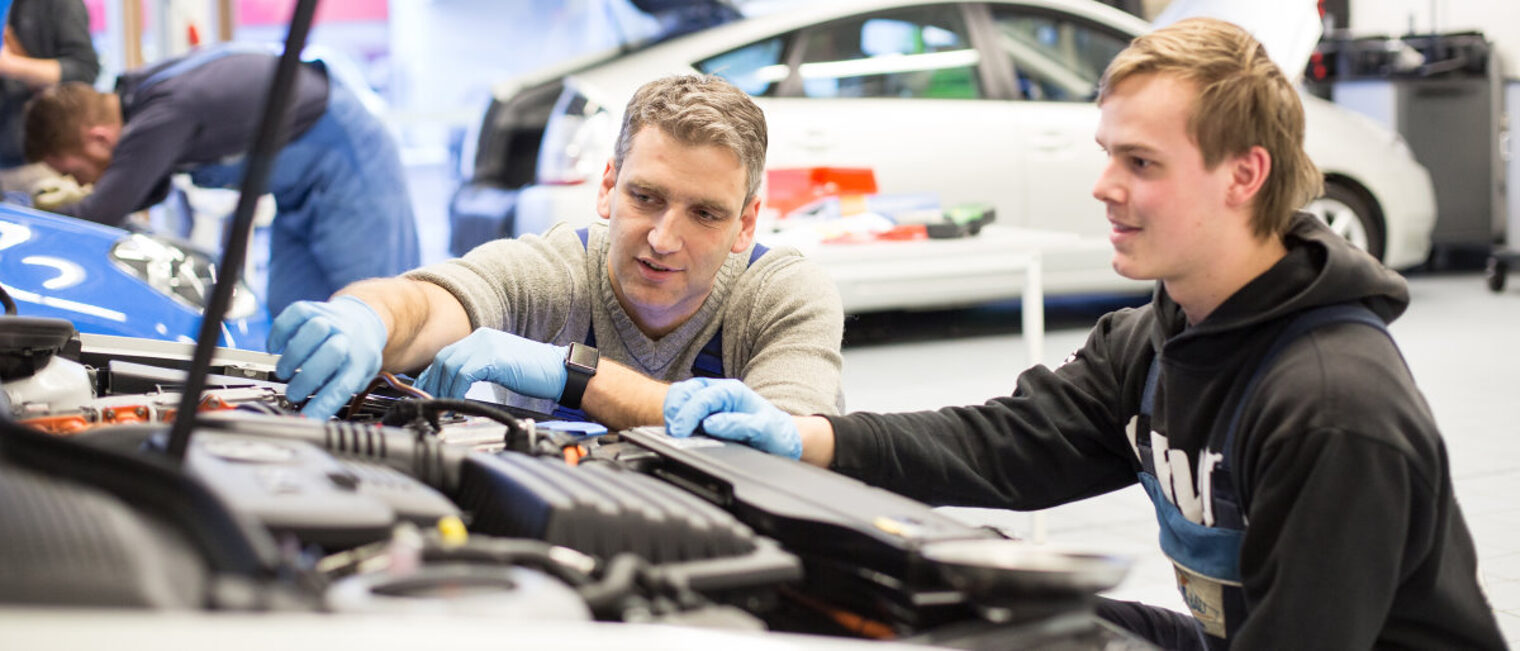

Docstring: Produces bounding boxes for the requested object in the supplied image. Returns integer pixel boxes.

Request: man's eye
[1129,157,1152,170]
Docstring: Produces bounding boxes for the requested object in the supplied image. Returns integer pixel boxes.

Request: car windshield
[990,11,1127,102]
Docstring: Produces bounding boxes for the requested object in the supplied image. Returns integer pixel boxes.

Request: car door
[980,4,1133,236]
[697,3,1024,221]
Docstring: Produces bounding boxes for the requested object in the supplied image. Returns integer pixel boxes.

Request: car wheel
[1485,256,1507,292]
[1305,181,1384,262]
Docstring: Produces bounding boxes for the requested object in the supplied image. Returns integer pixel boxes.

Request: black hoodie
[828,214,1504,649]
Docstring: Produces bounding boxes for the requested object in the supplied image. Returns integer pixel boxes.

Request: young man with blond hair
[662,19,1503,649]
[270,74,844,429]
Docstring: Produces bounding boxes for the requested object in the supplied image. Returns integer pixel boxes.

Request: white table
[781,228,1066,542]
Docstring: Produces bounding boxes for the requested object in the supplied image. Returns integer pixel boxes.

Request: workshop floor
[839,271,1520,645]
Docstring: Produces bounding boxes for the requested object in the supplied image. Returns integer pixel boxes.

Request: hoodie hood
[1153,212,1410,351]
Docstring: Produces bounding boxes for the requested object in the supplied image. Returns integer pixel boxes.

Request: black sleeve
[55,98,196,225]
[827,314,1141,509]
[1234,429,1418,649]
[52,0,101,84]
[1229,327,1482,648]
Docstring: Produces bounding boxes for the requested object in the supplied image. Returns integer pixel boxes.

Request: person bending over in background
[23,45,419,315]
[662,18,1503,650]
[0,0,98,188]
[267,74,844,430]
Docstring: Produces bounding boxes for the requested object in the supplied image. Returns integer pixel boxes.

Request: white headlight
[535,85,613,186]
[109,234,258,320]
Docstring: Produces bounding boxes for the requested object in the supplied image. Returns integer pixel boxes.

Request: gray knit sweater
[406,221,844,417]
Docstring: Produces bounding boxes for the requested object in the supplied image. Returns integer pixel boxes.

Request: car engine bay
[0,310,1146,649]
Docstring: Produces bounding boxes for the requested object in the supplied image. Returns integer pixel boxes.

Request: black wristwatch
[560,342,599,409]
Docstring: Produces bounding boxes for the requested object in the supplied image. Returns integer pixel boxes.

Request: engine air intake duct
[456,451,757,563]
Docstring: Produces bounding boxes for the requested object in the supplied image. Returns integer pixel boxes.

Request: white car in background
[453,0,1435,310]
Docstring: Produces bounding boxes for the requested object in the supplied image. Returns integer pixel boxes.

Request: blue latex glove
[663,378,801,460]
[414,328,568,401]
[267,296,387,420]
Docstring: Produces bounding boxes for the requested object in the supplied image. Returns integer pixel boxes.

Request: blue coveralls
[135,47,420,315]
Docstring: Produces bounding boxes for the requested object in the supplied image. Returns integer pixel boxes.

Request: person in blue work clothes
[662,19,1505,650]
[21,45,420,316]
[262,74,844,430]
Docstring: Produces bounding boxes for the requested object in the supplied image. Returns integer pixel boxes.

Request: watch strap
[560,342,598,410]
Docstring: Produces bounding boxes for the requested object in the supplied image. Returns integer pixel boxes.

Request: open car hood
[1153,0,1321,83]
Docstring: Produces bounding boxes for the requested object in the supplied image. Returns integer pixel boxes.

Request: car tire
[1486,256,1507,293]
[1306,181,1384,262]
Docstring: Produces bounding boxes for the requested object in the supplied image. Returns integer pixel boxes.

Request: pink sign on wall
[236,0,387,25]
[82,0,106,33]
[79,0,388,34]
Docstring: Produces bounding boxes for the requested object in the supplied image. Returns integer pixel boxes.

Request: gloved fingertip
[266,304,308,350]
[300,401,334,420]
[413,369,436,396]
[302,378,355,420]
[698,412,749,440]
[267,329,291,356]
[669,401,715,437]
[435,372,463,399]
[275,358,300,382]
[666,415,694,438]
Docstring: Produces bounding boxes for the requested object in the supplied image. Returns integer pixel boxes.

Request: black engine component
[0,316,76,382]
[0,462,206,608]
[456,451,759,563]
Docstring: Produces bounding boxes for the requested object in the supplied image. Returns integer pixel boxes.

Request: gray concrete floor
[839,272,1520,645]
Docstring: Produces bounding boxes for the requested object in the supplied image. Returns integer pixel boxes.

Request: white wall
[1349,0,1520,77]
[387,0,658,160]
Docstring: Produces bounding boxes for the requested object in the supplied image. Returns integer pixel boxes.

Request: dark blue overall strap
[746,240,771,265]
[691,239,769,377]
[139,43,276,91]
[1136,356,1161,476]
[1215,303,1390,518]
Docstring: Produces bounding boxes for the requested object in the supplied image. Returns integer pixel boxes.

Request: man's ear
[594,158,616,221]
[730,194,760,253]
[81,123,119,151]
[1226,145,1271,209]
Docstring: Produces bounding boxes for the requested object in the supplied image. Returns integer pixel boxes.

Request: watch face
[567,342,599,373]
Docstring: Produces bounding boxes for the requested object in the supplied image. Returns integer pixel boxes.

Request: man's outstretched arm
[341,278,472,373]
[410,326,687,432]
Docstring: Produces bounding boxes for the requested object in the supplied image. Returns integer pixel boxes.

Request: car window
[696,36,787,97]
[793,6,982,99]
[989,8,1129,101]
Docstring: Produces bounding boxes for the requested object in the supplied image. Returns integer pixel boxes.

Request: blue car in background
[0,202,269,350]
